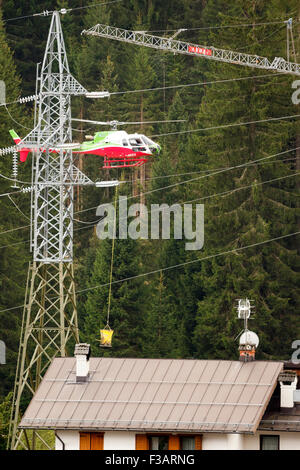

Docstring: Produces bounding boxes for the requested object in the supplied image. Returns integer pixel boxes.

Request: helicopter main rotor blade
[72,118,110,125]
[72,118,186,126]
[118,119,187,125]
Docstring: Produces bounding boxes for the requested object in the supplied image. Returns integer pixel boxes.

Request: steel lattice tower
[8,11,96,450]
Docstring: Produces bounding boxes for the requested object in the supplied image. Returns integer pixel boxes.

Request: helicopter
[9,119,185,169]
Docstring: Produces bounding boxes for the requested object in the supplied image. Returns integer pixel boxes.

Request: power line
[0,154,296,239]
[0,230,298,314]
[110,72,285,96]
[143,20,296,34]
[125,156,297,183]
[177,172,300,206]
[0,167,298,250]
[0,143,297,239]
[73,145,300,215]
[1,72,285,110]
[3,1,124,23]
[151,113,300,138]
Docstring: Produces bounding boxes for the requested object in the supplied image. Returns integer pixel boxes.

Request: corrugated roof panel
[213,404,236,428]
[200,384,220,403]
[127,382,148,402]
[226,405,249,426]
[44,358,65,379]
[131,403,155,423]
[192,403,211,422]
[210,361,233,382]
[19,358,283,433]
[126,358,151,382]
[176,383,197,402]
[172,359,198,382]
[222,361,242,382]
[233,362,258,383]
[98,358,125,381]
[189,383,209,402]
[153,383,176,403]
[213,384,232,403]
[93,401,116,423]
[104,402,127,423]
[151,403,175,423]
[164,383,186,403]
[202,404,223,424]
[249,385,269,404]
[240,405,261,428]
[82,401,106,424]
[117,403,140,423]
[58,400,81,421]
[38,400,66,422]
[140,382,161,402]
[185,360,208,382]
[166,403,191,425]
[136,359,162,381]
[197,361,219,382]
[224,384,244,403]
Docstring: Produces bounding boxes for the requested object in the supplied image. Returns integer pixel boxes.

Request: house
[18,343,300,450]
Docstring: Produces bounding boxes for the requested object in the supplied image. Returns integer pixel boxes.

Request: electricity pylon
[7,11,109,450]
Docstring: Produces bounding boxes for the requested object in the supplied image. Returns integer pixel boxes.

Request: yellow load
[100,327,114,348]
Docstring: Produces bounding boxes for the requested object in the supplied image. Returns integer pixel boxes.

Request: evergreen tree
[83,232,146,357]
[0,8,30,398]
[189,0,300,360]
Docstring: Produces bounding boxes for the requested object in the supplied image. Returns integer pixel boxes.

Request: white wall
[55,430,79,450]
[55,430,136,450]
[104,431,136,450]
[202,433,228,450]
[244,431,300,450]
[55,429,300,451]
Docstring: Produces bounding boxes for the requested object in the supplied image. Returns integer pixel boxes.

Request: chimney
[74,343,91,382]
[238,330,259,362]
[278,370,297,408]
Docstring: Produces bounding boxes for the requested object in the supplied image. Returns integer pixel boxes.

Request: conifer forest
[0,0,300,449]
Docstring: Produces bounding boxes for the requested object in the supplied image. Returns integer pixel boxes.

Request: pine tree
[0,8,30,399]
[188,0,300,360]
[83,232,146,357]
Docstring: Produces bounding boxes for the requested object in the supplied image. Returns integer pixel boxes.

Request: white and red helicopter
[10,119,184,169]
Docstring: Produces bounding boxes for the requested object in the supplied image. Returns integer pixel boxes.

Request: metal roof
[259,404,300,432]
[19,357,283,434]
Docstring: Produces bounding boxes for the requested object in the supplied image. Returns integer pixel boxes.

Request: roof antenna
[236,298,259,362]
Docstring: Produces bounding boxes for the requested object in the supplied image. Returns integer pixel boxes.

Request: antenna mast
[236,298,259,362]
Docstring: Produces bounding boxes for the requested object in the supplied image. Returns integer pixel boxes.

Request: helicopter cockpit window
[141,135,155,146]
[129,138,143,146]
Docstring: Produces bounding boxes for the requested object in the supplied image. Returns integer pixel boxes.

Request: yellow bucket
[100,328,114,347]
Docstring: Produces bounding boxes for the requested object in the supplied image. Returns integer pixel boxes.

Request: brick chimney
[278,370,297,408]
[74,343,90,382]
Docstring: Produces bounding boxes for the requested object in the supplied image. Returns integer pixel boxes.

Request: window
[181,436,196,450]
[135,434,202,450]
[79,432,104,450]
[260,435,280,450]
[149,436,169,450]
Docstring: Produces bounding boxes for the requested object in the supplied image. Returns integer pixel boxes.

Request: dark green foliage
[0,0,300,415]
